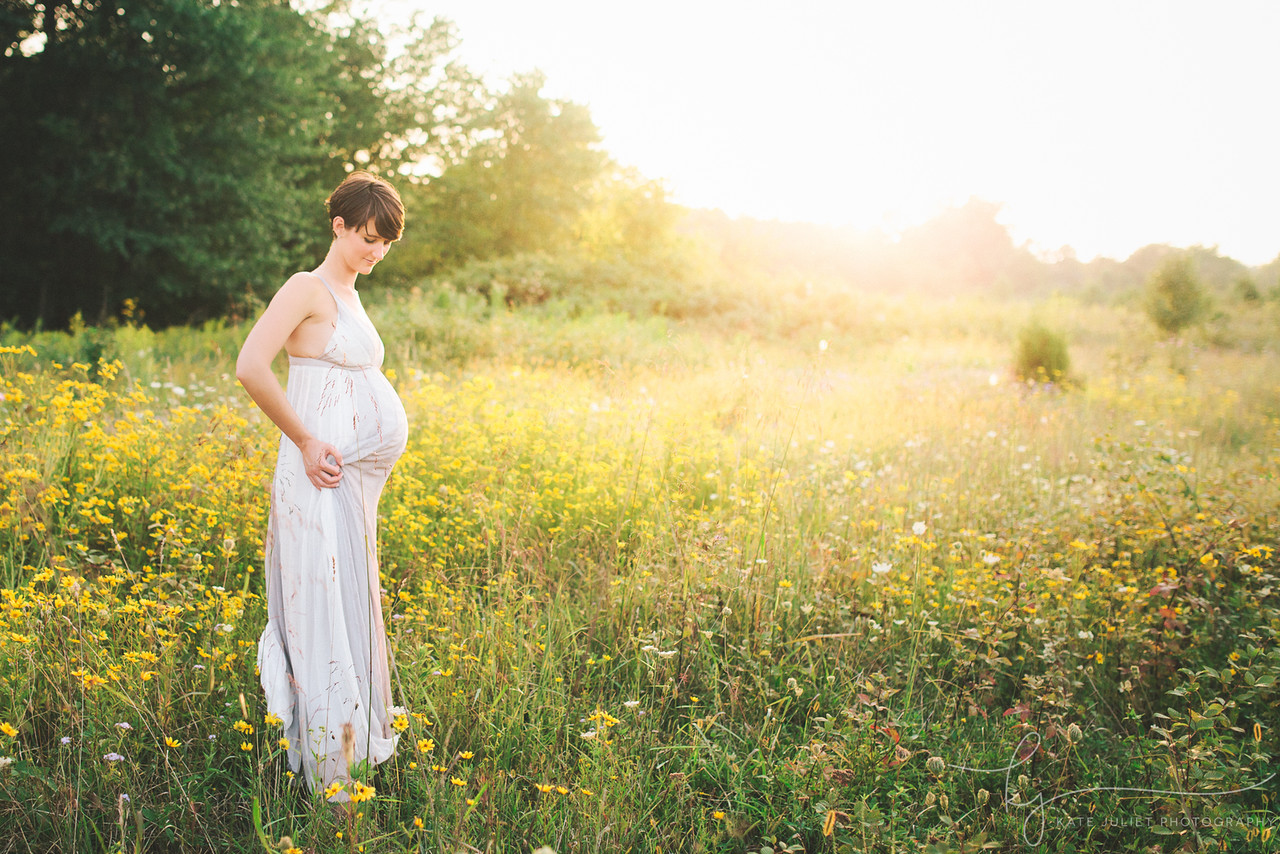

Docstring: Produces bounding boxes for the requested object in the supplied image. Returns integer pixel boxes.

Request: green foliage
[578,166,682,264]
[417,251,729,321]
[1,313,247,381]
[1234,275,1262,302]
[0,1,482,328]
[2,296,1279,851]
[1013,319,1071,384]
[389,72,608,273]
[1144,255,1210,335]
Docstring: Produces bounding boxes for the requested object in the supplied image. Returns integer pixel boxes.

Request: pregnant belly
[351,377,408,464]
[301,368,407,465]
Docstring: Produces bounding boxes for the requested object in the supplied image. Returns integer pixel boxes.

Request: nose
[373,243,389,260]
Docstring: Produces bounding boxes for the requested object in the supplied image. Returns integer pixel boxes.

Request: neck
[314,245,360,291]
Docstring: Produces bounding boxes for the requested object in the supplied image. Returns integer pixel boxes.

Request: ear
[331,216,345,239]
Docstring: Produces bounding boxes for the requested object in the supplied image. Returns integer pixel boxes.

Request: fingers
[321,446,343,481]
[305,440,344,489]
[310,469,341,489]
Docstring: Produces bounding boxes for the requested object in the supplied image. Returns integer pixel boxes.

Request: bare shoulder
[276,271,327,301]
[240,274,329,364]
[265,272,329,316]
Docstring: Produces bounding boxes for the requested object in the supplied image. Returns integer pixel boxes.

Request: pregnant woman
[236,171,408,804]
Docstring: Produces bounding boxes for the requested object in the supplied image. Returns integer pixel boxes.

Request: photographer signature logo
[947,732,1277,846]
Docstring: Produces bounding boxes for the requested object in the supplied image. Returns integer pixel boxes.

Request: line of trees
[685,199,1280,302]
[3,1,1276,330]
[0,0,672,328]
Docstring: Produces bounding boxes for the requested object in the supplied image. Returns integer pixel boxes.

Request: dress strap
[311,272,358,316]
[311,272,340,303]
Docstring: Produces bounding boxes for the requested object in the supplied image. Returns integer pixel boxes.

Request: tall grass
[0,289,1277,853]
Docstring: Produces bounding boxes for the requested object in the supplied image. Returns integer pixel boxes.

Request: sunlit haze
[378,0,1279,265]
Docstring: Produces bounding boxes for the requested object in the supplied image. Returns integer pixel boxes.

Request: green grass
[0,283,1278,853]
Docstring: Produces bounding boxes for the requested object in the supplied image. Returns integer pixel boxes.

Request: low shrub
[1013,319,1071,384]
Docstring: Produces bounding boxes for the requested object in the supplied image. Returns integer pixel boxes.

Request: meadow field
[0,281,1277,853]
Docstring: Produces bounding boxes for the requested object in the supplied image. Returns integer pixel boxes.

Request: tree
[402,72,608,271]
[578,166,679,264]
[1144,255,1209,336]
[895,198,1032,293]
[0,0,481,327]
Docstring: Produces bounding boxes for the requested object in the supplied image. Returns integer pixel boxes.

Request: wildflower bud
[939,794,949,812]
[341,722,355,768]
[1067,723,1083,744]
[977,788,990,806]
[924,791,937,806]
[926,755,946,775]
[1018,775,1029,789]
[278,838,295,851]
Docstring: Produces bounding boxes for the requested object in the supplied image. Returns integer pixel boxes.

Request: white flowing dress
[256,273,408,802]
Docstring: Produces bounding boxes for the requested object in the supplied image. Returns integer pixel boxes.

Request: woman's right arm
[235,274,344,489]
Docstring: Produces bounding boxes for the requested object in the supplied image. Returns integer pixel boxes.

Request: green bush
[1014,319,1071,384]
[432,251,731,320]
[1145,255,1209,335]
[1233,275,1262,302]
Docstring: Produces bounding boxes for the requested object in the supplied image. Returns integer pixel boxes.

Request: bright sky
[379,0,1279,265]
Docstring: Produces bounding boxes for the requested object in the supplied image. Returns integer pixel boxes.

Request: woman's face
[334,216,395,275]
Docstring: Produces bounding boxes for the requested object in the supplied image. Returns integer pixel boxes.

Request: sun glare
[384,0,1279,263]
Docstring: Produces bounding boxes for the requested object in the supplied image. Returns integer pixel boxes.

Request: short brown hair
[325,171,404,241]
